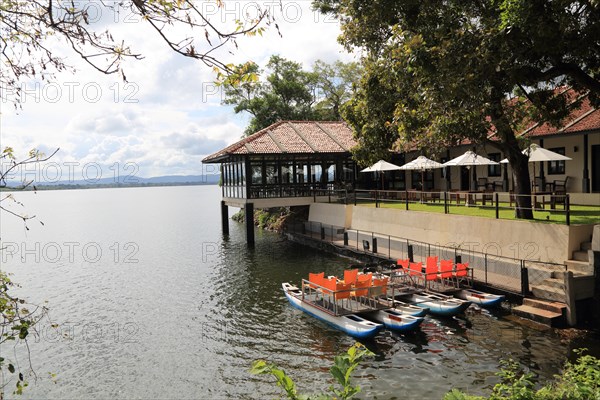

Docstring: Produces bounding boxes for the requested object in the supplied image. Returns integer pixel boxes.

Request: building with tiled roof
[206,100,598,205]
[203,121,360,211]
[203,121,356,162]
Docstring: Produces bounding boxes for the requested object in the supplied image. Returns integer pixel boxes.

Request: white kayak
[378,297,429,317]
[455,289,504,308]
[398,292,471,317]
[282,283,383,339]
[365,309,424,332]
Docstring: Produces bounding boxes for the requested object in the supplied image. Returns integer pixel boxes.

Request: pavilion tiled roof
[202,121,356,163]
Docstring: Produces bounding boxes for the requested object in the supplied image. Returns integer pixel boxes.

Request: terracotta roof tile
[269,123,313,153]
[203,121,355,162]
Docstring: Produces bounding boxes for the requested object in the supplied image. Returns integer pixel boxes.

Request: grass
[355,200,600,225]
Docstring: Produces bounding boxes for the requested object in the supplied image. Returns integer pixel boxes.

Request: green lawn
[355,200,600,225]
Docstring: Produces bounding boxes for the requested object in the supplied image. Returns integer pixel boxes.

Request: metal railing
[326,189,572,225]
[285,221,568,297]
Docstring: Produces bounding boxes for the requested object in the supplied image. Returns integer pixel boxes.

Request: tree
[224,55,319,136]
[313,60,362,120]
[224,56,361,136]
[1,0,275,107]
[314,0,600,219]
[0,147,59,395]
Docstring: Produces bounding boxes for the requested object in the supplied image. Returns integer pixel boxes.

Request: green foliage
[251,343,374,400]
[314,0,600,217]
[1,148,53,396]
[1,1,276,106]
[444,349,600,400]
[0,271,48,395]
[223,56,361,136]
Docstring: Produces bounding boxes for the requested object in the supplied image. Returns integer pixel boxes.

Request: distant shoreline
[0,182,219,192]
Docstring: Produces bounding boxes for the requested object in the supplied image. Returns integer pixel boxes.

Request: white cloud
[0,1,353,178]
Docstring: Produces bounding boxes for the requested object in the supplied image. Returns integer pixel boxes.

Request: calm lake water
[1,185,598,399]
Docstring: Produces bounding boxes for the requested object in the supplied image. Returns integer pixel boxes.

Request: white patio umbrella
[360,160,402,189]
[500,144,572,163]
[399,156,444,190]
[360,160,403,172]
[443,150,499,191]
[500,144,572,191]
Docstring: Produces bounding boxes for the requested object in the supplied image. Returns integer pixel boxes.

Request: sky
[0,1,354,183]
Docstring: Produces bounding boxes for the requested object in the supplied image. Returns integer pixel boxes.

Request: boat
[397,291,471,317]
[365,309,424,332]
[454,289,505,308]
[378,297,429,317]
[282,282,383,339]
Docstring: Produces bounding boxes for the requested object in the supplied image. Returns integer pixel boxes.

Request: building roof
[520,96,600,137]
[202,121,356,163]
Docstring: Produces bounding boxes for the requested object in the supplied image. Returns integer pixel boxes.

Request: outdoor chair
[552,176,569,193]
[321,277,338,306]
[343,269,359,285]
[438,260,455,289]
[531,177,547,193]
[308,272,325,289]
[409,262,424,286]
[454,263,471,287]
[477,177,488,191]
[357,273,373,283]
[397,259,410,270]
[333,282,352,312]
[371,277,389,298]
[424,261,439,290]
[351,279,372,301]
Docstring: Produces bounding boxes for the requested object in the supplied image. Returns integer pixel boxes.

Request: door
[592,144,600,193]
[460,166,470,190]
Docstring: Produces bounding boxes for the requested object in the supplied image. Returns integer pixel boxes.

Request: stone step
[565,259,594,275]
[553,270,589,279]
[522,298,567,315]
[513,304,564,327]
[572,250,589,262]
[531,284,566,303]
[581,241,592,251]
[540,278,565,290]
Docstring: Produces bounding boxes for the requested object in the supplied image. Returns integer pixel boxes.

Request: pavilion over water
[202,121,359,244]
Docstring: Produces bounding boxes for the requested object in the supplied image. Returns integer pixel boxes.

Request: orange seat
[321,277,337,293]
[409,262,424,286]
[308,272,325,288]
[334,282,352,301]
[425,256,438,281]
[409,262,423,276]
[343,269,358,285]
[397,259,410,269]
[372,277,389,296]
[426,256,438,271]
[438,260,454,286]
[357,273,372,283]
[352,279,371,297]
[454,263,470,286]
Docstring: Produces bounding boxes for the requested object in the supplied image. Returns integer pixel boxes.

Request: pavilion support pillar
[221,201,229,235]
[245,202,255,246]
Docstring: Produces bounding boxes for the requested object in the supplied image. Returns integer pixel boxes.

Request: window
[251,165,262,185]
[487,153,501,177]
[547,147,566,174]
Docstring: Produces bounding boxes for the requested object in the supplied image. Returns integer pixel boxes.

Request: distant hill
[2,174,220,190]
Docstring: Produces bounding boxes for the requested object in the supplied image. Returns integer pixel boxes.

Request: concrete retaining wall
[308,203,352,228]
[309,204,594,264]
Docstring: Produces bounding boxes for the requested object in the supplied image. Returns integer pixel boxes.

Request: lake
[1,185,598,399]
